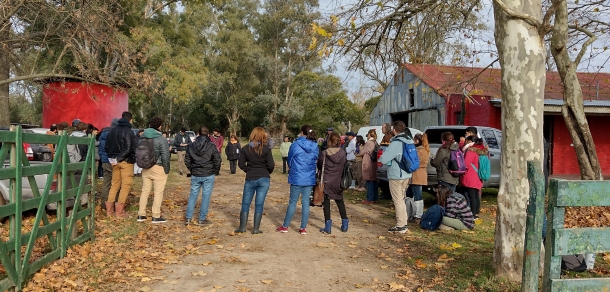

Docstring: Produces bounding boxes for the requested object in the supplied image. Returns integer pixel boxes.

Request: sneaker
[275,226,288,233]
[136,215,147,222]
[152,217,167,224]
[185,218,192,226]
[388,225,408,234]
[362,200,373,205]
[198,219,211,225]
[299,228,307,235]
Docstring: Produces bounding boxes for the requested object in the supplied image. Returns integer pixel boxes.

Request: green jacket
[143,128,170,174]
[280,142,291,157]
[430,141,460,185]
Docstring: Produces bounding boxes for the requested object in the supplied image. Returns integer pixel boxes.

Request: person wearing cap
[66,118,81,136]
[344,131,357,188]
[321,127,334,150]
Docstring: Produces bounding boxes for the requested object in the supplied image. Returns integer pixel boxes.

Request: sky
[316,0,610,99]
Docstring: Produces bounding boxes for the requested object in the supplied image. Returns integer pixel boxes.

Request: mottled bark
[550,0,602,181]
[492,0,546,282]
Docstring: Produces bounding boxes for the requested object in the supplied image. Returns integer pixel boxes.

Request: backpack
[448,149,466,177]
[420,204,445,231]
[136,138,157,169]
[561,254,587,272]
[477,154,491,181]
[395,141,420,173]
[369,142,380,162]
[340,161,353,190]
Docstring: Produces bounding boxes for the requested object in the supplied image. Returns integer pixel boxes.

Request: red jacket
[460,145,488,190]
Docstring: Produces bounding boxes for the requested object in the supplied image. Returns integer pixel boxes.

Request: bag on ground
[420,204,445,231]
[136,138,157,169]
[405,196,416,220]
[561,254,587,272]
[477,154,491,181]
[395,141,420,173]
[448,149,466,177]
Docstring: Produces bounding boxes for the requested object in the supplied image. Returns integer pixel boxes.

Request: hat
[111,118,119,127]
[346,131,356,137]
[326,127,334,131]
[72,119,81,127]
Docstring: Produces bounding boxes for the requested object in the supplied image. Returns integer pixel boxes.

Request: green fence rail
[0,126,96,291]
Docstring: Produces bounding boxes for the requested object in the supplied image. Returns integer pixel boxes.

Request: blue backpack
[395,141,420,173]
[420,204,445,231]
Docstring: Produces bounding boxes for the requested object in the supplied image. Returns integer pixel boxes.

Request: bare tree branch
[568,24,597,66]
[493,0,542,28]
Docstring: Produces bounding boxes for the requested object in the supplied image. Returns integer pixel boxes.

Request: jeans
[406,184,423,201]
[366,180,378,201]
[281,185,313,229]
[229,160,237,174]
[439,180,456,192]
[186,175,216,220]
[241,177,270,214]
[282,157,288,174]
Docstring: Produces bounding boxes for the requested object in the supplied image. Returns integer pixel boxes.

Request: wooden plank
[11,126,24,291]
[0,239,19,288]
[543,180,564,292]
[2,221,62,253]
[522,160,545,292]
[0,130,15,142]
[25,249,62,278]
[21,132,61,144]
[67,231,92,247]
[550,278,610,291]
[20,164,53,177]
[0,203,14,217]
[554,227,610,255]
[66,136,92,145]
[555,179,610,207]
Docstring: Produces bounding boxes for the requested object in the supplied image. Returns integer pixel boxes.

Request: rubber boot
[320,219,332,234]
[252,213,263,234]
[415,200,424,219]
[105,201,115,217]
[114,203,130,218]
[235,212,248,233]
[341,218,349,232]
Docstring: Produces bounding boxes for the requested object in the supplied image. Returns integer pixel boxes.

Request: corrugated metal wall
[370,67,446,129]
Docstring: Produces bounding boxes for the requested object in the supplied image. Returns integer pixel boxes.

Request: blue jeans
[439,180,456,192]
[281,185,313,229]
[241,177,270,214]
[366,180,378,201]
[186,175,216,220]
[407,184,423,201]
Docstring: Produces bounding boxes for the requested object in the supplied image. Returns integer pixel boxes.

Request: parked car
[185,130,196,142]
[168,137,177,154]
[0,127,34,161]
[423,126,501,190]
[23,129,53,162]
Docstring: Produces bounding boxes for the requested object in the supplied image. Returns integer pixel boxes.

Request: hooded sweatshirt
[185,135,221,177]
[287,136,319,186]
[143,128,171,174]
[431,141,460,185]
[379,133,415,180]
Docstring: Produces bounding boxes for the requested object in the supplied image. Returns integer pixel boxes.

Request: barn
[370,64,610,176]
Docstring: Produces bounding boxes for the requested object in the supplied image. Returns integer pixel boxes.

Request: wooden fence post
[522,160,545,292]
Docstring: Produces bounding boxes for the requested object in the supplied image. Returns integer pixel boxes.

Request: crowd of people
[46,115,486,234]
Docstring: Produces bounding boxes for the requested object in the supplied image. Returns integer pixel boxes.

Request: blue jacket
[379,134,414,180]
[99,127,110,163]
[287,136,319,186]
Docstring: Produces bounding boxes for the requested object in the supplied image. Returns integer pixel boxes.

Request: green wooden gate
[0,126,96,291]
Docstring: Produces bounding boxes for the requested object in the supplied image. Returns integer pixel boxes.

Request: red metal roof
[402,64,610,100]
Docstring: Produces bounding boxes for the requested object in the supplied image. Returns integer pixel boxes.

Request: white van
[356,126,422,143]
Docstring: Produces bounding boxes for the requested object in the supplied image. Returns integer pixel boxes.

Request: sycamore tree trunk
[550,0,603,180]
[0,22,10,127]
[492,0,546,282]
[226,111,240,136]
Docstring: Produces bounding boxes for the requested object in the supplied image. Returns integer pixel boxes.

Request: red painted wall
[552,115,610,176]
[42,82,129,129]
[444,94,501,129]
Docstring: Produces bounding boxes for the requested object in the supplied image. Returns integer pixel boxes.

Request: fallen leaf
[388,282,405,290]
[380,265,389,269]
[261,279,274,284]
[141,277,151,282]
[192,271,207,276]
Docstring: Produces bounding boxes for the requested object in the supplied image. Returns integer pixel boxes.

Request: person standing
[211,128,224,153]
[321,127,334,150]
[225,135,241,175]
[361,129,379,204]
[354,135,366,191]
[185,127,221,225]
[276,126,318,235]
[344,131,357,187]
[379,121,414,233]
[460,138,487,219]
[105,111,137,218]
[174,128,191,177]
[380,123,393,146]
[137,117,171,223]
[133,129,144,177]
[431,132,460,192]
[98,118,119,210]
[46,124,57,159]
[235,127,275,234]
[279,136,292,174]
[318,133,348,234]
[406,133,430,223]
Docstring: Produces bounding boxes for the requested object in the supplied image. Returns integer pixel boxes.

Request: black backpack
[136,138,157,169]
[369,142,380,162]
[340,161,353,190]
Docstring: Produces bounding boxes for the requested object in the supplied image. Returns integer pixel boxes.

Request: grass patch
[110,219,141,243]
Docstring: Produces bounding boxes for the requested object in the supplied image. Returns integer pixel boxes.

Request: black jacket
[185,135,221,177]
[104,119,137,164]
[174,132,190,151]
[238,143,274,180]
[225,141,241,161]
